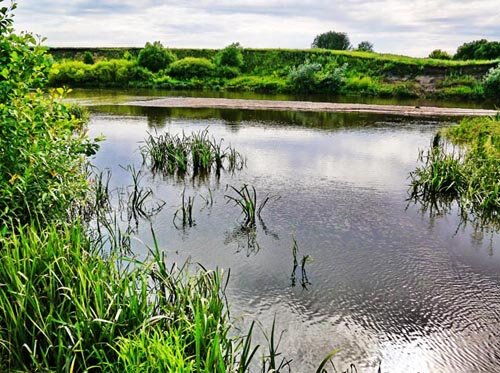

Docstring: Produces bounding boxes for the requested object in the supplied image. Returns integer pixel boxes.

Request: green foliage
[142,129,244,177]
[46,46,496,100]
[0,223,246,371]
[343,75,380,95]
[0,0,16,35]
[287,61,322,92]
[138,41,176,73]
[428,49,452,60]
[168,57,216,78]
[0,3,94,226]
[215,42,244,68]
[83,50,94,64]
[287,61,347,93]
[410,116,500,222]
[318,63,347,92]
[311,31,351,50]
[483,65,500,99]
[455,39,500,60]
[357,41,374,52]
[445,116,500,158]
[49,59,153,87]
[226,75,287,93]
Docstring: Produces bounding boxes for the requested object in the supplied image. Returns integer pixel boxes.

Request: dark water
[86,99,500,372]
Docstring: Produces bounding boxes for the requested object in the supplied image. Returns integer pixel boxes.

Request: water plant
[173,188,195,228]
[409,115,500,225]
[122,165,165,224]
[142,129,245,178]
[290,237,313,289]
[225,184,273,228]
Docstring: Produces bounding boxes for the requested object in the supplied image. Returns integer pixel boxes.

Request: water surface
[86,99,500,372]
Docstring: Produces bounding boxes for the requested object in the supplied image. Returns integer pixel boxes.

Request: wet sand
[124,97,497,117]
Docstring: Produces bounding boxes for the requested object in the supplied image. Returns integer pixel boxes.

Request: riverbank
[124,97,498,117]
[48,47,500,102]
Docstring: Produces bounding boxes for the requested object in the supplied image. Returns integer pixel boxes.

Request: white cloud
[13,0,500,56]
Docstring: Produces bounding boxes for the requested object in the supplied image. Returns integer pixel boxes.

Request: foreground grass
[410,115,500,224]
[0,222,259,372]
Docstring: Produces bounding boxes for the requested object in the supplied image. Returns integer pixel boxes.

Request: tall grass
[142,129,245,178]
[409,116,500,225]
[0,222,295,372]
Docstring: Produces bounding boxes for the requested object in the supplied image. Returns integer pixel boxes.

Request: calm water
[85,96,500,372]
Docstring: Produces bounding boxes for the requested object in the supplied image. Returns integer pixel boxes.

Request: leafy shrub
[83,50,94,64]
[138,41,176,73]
[168,57,216,78]
[357,41,374,52]
[311,31,351,50]
[287,61,322,92]
[0,5,95,225]
[317,63,347,92]
[215,42,244,68]
[483,65,500,98]
[428,49,452,60]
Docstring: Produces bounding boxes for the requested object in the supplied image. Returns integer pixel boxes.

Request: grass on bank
[409,115,500,224]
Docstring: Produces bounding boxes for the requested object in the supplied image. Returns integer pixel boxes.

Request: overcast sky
[13,0,500,57]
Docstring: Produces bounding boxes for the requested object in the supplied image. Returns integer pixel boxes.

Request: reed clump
[142,129,245,178]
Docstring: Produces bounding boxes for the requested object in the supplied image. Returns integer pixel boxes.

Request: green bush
[83,50,94,64]
[138,41,176,73]
[317,63,347,92]
[287,61,322,92]
[0,8,94,225]
[168,57,216,78]
[484,65,500,98]
[429,49,452,60]
[215,42,244,68]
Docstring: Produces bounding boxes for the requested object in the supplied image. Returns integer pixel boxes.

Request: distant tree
[215,43,244,68]
[428,49,452,60]
[357,41,374,52]
[312,31,351,50]
[83,51,94,65]
[138,41,176,73]
[454,39,500,60]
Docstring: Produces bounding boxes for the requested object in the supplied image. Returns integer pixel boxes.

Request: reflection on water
[86,103,500,372]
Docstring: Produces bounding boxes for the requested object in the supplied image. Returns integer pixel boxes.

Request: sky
[13,0,500,57]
